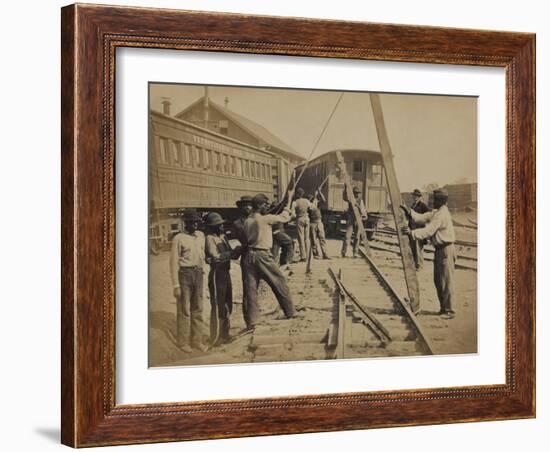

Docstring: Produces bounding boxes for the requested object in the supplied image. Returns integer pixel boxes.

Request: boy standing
[170,209,208,353]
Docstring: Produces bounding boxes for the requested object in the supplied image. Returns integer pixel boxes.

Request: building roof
[175,97,305,162]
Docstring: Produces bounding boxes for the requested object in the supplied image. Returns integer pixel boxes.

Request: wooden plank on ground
[369,93,421,313]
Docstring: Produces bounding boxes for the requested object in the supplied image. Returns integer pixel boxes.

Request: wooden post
[335,151,370,255]
[368,93,420,313]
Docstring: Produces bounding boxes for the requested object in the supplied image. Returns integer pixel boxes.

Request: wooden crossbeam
[369,93,421,313]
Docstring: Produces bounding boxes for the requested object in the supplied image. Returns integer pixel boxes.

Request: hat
[182,209,201,222]
[352,186,361,194]
[236,195,253,207]
[412,188,422,197]
[252,193,269,207]
[296,187,305,197]
[204,212,224,226]
[433,188,449,199]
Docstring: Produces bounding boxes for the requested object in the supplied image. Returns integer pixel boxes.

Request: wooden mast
[369,93,420,313]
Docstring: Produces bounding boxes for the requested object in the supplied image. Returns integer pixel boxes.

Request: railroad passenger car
[295,149,390,236]
[149,110,280,250]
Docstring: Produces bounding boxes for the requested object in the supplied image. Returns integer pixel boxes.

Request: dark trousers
[208,264,233,343]
[409,235,425,269]
[177,267,207,347]
[272,231,294,266]
[241,249,295,328]
[433,245,456,313]
[311,220,328,258]
[341,220,360,257]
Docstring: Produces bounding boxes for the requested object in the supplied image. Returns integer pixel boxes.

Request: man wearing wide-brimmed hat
[401,188,457,319]
[169,209,208,353]
[204,212,236,346]
[341,185,368,258]
[408,188,430,270]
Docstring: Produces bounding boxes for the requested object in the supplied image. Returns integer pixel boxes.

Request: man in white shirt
[241,193,296,330]
[290,187,312,262]
[169,209,208,352]
[401,188,457,319]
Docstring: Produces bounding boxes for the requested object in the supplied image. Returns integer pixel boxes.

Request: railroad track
[325,247,434,359]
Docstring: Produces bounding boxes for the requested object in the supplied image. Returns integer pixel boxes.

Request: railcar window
[204,150,211,171]
[184,144,192,166]
[194,147,201,168]
[368,164,383,185]
[171,141,181,166]
[236,158,242,177]
[159,138,169,164]
[214,152,220,173]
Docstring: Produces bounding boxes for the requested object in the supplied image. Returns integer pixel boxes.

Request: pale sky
[150,83,477,191]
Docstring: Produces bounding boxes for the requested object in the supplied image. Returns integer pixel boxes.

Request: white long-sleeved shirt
[410,205,456,247]
[169,230,205,288]
[244,209,291,250]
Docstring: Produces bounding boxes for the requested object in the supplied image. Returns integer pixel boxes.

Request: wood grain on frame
[61,3,535,447]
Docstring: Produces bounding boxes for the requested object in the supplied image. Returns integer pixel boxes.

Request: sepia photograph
[148,83,478,367]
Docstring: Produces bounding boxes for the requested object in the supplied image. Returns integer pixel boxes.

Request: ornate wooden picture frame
[61,3,535,447]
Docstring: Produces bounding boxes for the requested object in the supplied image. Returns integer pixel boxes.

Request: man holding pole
[408,188,430,270]
[291,187,312,262]
[401,188,456,319]
[341,185,368,258]
[241,193,296,331]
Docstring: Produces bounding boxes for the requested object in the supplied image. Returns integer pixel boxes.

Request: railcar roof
[298,148,382,166]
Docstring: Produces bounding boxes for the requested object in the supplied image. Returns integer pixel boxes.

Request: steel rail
[358,248,435,355]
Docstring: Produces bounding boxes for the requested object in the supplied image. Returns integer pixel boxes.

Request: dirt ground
[149,222,477,367]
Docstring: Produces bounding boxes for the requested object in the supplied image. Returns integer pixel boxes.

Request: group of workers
[169,190,321,353]
[168,184,457,353]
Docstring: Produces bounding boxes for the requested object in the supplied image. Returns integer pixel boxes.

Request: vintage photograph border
[61,4,535,447]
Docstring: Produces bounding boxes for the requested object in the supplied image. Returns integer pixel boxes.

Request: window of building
[261,164,266,180]
[353,160,364,173]
[244,160,250,178]
[230,156,236,175]
[214,152,220,172]
[250,161,256,178]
